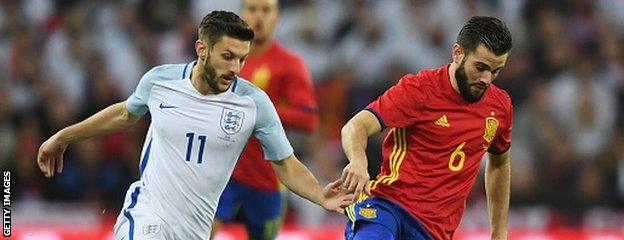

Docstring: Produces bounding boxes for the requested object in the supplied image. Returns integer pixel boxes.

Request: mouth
[470,83,487,92]
[221,76,235,84]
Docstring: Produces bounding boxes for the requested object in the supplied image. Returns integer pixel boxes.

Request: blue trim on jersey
[123,211,135,240]
[231,78,239,92]
[365,108,387,130]
[123,186,141,240]
[139,138,153,175]
[182,62,191,79]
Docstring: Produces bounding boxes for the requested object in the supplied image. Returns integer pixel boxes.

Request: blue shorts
[215,179,285,240]
[345,197,433,240]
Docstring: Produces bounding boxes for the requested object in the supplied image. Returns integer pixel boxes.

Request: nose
[229,61,241,74]
[480,71,493,85]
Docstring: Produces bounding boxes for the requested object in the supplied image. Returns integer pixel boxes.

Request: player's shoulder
[399,65,447,90]
[488,85,512,104]
[486,84,513,112]
[143,62,189,81]
[232,77,270,101]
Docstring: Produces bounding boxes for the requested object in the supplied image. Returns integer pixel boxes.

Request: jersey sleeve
[276,56,319,133]
[126,67,158,116]
[253,90,294,161]
[366,74,426,129]
[488,100,513,154]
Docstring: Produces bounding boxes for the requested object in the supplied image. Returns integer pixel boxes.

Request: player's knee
[353,221,395,240]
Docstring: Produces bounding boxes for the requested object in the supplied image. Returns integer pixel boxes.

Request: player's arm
[271,154,353,213]
[37,101,141,177]
[485,149,511,240]
[340,110,381,200]
[276,56,318,132]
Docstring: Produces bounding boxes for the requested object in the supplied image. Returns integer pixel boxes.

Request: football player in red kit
[341,16,513,240]
[212,0,318,239]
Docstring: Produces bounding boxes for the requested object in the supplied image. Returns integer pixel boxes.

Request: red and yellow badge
[483,117,499,143]
[359,207,377,219]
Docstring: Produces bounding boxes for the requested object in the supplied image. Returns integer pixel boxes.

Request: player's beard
[455,58,486,103]
[201,56,223,93]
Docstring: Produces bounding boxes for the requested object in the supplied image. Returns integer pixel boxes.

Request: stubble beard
[202,57,223,93]
[455,58,485,103]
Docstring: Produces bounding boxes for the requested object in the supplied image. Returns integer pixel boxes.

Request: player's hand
[37,135,68,178]
[341,162,370,202]
[320,179,354,214]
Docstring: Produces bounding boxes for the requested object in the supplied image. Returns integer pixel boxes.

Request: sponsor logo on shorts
[143,223,160,237]
[359,207,377,219]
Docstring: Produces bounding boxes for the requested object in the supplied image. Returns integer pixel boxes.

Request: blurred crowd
[1,0,623,228]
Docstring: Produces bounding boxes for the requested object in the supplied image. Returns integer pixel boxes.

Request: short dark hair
[198,11,254,46]
[457,16,512,56]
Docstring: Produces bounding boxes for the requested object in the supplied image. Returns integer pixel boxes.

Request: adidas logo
[435,115,450,127]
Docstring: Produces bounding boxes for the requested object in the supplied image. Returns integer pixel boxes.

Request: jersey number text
[448,142,467,171]
[185,132,207,164]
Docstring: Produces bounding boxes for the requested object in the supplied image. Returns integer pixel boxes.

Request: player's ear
[452,43,463,64]
[195,40,207,60]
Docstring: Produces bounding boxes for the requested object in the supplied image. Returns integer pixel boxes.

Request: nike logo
[159,103,178,109]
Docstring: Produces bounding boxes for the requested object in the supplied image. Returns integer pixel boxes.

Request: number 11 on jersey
[185,132,207,164]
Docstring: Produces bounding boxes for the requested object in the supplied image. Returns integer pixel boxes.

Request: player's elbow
[118,102,141,126]
[341,121,358,141]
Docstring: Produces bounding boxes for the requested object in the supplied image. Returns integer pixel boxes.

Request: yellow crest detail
[251,65,271,90]
[483,117,499,143]
[435,115,450,127]
[359,207,377,219]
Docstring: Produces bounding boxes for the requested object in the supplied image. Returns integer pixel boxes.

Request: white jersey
[114,62,293,239]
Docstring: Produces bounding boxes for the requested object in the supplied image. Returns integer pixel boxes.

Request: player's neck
[448,62,460,94]
[249,38,273,56]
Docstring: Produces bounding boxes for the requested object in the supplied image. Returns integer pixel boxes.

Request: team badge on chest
[483,117,499,143]
[221,108,245,135]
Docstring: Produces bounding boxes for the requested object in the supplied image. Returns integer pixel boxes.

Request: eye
[222,54,233,61]
[476,66,486,72]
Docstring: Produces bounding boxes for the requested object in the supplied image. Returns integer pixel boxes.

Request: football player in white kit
[36,11,353,239]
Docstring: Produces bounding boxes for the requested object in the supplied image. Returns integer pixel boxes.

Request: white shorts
[113,182,173,240]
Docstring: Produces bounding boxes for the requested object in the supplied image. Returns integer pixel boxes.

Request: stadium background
[1,0,623,239]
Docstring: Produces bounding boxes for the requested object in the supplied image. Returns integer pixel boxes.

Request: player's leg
[351,221,394,240]
[344,197,400,240]
[211,179,245,239]
[239,186,286,240]
[398,205,435,240]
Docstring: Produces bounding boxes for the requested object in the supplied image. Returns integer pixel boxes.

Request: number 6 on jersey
[448,142,467,171]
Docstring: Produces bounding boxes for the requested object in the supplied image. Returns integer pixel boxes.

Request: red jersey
[232,41,318,191]
[366,65,513,240]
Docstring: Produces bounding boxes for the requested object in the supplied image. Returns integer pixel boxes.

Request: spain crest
[483,117,499,143]
[220,108,244,135]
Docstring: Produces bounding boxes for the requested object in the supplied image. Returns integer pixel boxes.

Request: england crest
[221,108,244,135]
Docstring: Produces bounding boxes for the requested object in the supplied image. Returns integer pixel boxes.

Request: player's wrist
[491,229,508,240]
[54,128,76,146]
